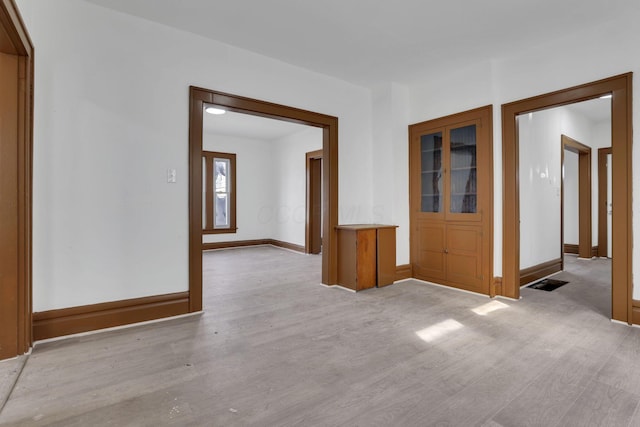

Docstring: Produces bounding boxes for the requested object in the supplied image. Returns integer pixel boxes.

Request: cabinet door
[355,229,377,290]
[447,122,481,222]
[376,227,397,287]
[446,224,483,292]
[411,120,483,220]
[337,229,358,288]
[412,220,446,282]
[417,130,444,217]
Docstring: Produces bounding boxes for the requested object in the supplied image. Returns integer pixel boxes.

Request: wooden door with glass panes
[409,106,492,295]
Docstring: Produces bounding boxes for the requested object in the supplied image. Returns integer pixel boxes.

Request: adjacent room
[200,108,323,254]
[519,97,613,317]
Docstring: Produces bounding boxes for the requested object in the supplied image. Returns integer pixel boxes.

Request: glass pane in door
[449,125,477,213]
[420,132,443,212]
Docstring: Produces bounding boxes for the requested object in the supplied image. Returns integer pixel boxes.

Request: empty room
[2,0,640,425]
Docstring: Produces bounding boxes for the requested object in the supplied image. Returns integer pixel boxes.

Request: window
[203,151,236,233]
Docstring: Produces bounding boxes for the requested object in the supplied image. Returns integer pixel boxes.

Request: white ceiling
[203,108,312,141]
[83,0,616,136]
[82,0,634,87]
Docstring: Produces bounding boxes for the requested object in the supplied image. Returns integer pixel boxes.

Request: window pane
[420,132,443,212]
[449,124,477,213]
[214,159,229,193]
[215,193,229,228]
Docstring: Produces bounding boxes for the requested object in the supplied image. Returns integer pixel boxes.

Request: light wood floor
[1,248,639,426]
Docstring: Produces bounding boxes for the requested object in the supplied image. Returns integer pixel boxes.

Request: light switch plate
[167,168,177,183]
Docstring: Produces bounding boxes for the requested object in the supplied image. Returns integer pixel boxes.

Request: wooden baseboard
[270,239,305,253]
[564,244,579,254]
[519,258,562,286]
[202,239,305,253]
[492,277,503,297]
[632,300,640,326]
[202,239,270,251]
[33,292,190,341]
[395,264,412,281]
[563,244,599,258]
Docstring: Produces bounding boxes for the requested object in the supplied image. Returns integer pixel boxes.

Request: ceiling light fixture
[205,107,226,115]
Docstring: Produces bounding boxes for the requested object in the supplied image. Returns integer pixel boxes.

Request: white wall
[14,0,33,28]
[202,134,273,243]
[518,109,563,268]
[23,0,373,311]
[371,83,410,265]
[272,127,323,247]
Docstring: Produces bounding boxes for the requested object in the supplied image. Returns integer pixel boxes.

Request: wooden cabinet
[409,106,492,295]
[336,224,397,291]
[413,221,484,291]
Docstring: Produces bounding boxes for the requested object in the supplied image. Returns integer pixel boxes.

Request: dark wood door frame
[306,149,323,254]
[598,147,613,258]
[189,88,338,312]
[561,135,592,260]
[0,0,34,359]
[502,73,632,323]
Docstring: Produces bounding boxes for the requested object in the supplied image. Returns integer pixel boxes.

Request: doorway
[306,150,323,254]
[502,73,632,323]
[188,87,339,312]
[0,0,34,360]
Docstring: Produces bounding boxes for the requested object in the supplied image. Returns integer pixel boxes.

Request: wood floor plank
[557,379,640,427]
[595,329,640,396]
[418,338,572,426]
[489,337,617,427]
[0,356,26,414]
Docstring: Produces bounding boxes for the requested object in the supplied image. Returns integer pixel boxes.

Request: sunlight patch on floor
[471,300,509,316]
[415,319,464,343]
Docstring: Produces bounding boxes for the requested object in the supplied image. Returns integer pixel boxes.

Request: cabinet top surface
[335,224,398,231]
